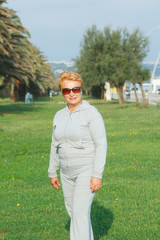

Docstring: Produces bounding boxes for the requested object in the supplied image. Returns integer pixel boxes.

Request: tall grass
[0,96,159,240]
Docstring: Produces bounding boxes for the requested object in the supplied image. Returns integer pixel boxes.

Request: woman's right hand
[50,177,61,189]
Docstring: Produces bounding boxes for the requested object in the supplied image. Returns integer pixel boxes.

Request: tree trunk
[83,89,87,95]
[88,90,92,97]
[10,78,16,102]
[140,81,147,106]
[100,84,105,100]
[104,89,107,101]
[133,83,139,106]
[84,89,89,95]
[117,85,125,104]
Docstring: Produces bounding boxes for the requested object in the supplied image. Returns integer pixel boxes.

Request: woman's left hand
[90,177,102,192]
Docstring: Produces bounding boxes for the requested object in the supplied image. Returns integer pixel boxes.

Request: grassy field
[0,96,160,240]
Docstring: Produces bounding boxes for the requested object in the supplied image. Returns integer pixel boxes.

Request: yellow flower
[153,139,155,141]
[12,138,14,141]
[116,198,118,201]
[130,133,132,135]
[17,203,20,206]
[135,133,137,135]
[112,152,115,155]
[114,201,116,203]
[134,168,136,170]
[42,156,44,158]
[12,178,15,180]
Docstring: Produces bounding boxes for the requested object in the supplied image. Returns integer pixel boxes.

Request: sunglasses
[62,87,81,95]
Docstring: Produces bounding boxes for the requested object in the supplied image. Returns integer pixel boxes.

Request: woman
[48,71,107,240]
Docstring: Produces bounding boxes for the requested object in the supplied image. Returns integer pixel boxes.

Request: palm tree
[0,1,33,101]
[0,0,55,101]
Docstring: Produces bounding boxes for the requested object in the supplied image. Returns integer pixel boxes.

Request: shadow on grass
[0,103,40,116]
[93,101,118,106]
[65,201,113,240]
[34,96,56,102]
[92,201,114,239]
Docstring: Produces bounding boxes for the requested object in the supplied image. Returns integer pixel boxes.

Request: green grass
[0,96,160,240]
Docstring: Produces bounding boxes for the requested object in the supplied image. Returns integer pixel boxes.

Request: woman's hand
[50,177,61,189]
[90,177,102,192]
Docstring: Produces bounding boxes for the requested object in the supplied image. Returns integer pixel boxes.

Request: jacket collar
[65,100,90,114]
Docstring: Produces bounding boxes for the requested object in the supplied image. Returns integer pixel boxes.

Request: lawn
[0,96,160,240]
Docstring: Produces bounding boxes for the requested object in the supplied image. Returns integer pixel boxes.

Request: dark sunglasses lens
[63,88,70,95]
[72,87,81,93]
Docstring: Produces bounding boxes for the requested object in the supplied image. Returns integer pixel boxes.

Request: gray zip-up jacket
[48,100,107,179]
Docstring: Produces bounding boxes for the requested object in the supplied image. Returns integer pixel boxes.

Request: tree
[137,66,150,107]
[0,0,55,102]
[103,28,130,104]
[75,25,150,105]
[75,25,105,98]
[127,60,140,105]
[125,29,149,106]
[0,1,33,100]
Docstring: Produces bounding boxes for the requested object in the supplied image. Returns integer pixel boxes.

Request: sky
[5,0,160,62]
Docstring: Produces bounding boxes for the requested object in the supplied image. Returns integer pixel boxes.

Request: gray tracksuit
[48,100,107,240]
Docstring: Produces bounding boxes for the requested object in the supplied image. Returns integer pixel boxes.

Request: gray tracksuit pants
[60,163,95,240]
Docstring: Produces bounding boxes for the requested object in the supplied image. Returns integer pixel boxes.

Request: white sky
[5,0,160,62]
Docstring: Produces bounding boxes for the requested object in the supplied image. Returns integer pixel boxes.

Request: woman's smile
[70,97,77,101]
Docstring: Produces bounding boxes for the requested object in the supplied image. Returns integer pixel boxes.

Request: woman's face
[62,80,82,108]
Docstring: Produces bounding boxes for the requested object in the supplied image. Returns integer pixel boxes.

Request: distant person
[48,71,107,240]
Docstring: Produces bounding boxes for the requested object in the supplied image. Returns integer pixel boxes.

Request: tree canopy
[75,25,150,104]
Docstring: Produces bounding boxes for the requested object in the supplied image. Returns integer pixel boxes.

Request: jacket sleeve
[88,111,107,179]
[48,116,60,178]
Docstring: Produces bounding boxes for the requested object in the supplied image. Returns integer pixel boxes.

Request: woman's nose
[70,90,74,96]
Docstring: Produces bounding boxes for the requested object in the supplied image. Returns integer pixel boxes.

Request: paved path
[111,92,160,105]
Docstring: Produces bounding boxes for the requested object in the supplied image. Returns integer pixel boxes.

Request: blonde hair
[58,71,83,90]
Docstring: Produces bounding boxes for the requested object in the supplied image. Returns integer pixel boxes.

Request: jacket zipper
[64,112,72,167]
